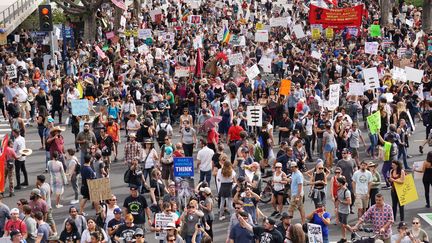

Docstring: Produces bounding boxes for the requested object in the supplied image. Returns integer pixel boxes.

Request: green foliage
[52,8,67,24]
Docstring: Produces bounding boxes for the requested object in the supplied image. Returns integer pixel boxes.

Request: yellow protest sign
[256,22,264,30]
[279,79,291,96]
[311,28,321,40]
[394,174,418,206]
[367,111,381,135]
[0,33,7,45]
[325,28,334,39]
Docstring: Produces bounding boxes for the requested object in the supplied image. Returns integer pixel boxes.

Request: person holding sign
[377,133,398,189]
[414,151,432,208]
[389,160,406,222]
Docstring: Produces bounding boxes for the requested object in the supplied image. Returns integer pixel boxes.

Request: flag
[194,48,203,77]
[222,26,231,43]
[0,134,9,193]
[77,82,84,99]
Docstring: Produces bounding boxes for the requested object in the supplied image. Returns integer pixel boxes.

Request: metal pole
[46,0,55,70]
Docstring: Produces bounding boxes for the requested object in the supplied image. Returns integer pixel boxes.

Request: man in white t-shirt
[196,139,214,185]
[352,161,372,219]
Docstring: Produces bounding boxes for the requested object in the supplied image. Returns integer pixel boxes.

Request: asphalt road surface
[2,116,431,243]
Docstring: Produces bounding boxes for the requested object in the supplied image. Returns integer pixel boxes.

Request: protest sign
[161,32,175,43]
[367,111,381,135]
[71,99,90,116]
[393,58,413,68]
[363,67,380,89]
[95,46,107,59]
[413,161,424,179]
[5,65,17,79]
[326,84,340,110]
[348,82,364,96]
[325,28,334,39]
[270,17,287,27]
[255,30,269,42]
[228,53,244,66]
[391,67,407,82]
[229,35,246,46]
[308,4,363,29]
[293,24,306,39]
[155,213,177,240]
[279,79,291,96]
[174,157,194,177]
[394,174,418,206]
[311,28,321,40]
[405,67,424,83]
[138,29,152,39]
[105,31,115,39]
[150,9,162,22]
[397,48,407,58]
[88,178,112,202]
[384,93,394,103]
[175,66,190,77]
[246,64,260,80]
[365,42,379,55]
[256,22,264,30]
[258,57,272,73]
[189,15,202,24]
[370,25,381,37]
[247,106,263,127]
[418,213,432,227]
[137,44,149,54]
[347,27,359,36]
[307,223,323,243]
[193,35,203,49]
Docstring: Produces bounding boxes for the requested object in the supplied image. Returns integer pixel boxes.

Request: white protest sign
[363,67,380,89]
[384,93,394,102]
[162,32,175,43]
[137,44,149,54]
[217,29,224,42]
[228,53,244,66]
[6,65,17,79]
[258,57,272,73]
[175,66,190,77]
[311,51,322,59]
[270,17,287,27]
[138,29,152,39]
[365,42,379,55]
[215,1,224,8]
[405,67,424,83]
[307,223,323,243]
[246,64,260,80]
[391,67,407,82]
[120,15,126,27]
[406,19,413,27]
[193,35,203,49]
[254,30,269,42]
[413,161,424,179]
[155,213,177,240]
[326,84,340,110]
[247,106,263,127]
[348,82,364,96]
[293,24,306,39]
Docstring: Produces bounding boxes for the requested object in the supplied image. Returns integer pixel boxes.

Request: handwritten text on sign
[87,178,112,202]
[307,223,323,243]
[394,174,418,206]
[228,53,244,66]
[155,213,177,240]
[366,111,381,135]
[247,106,263,127]
[71,99,90,116]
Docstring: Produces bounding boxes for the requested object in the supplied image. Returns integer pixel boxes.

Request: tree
[423,0,432,33]
[380,0,392,26]
[52,0,106,41]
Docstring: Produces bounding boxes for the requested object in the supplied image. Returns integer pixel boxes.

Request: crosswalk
[0,118,10,139]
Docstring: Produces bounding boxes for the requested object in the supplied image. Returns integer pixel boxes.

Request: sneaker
[70,200,80,205]
[407,155,413,158]
[381,185,391,190]
[56,204,63,208]
[270,211,279,217]
[426,204,430,208]
[219,216,226,221]
[419,146,424,154]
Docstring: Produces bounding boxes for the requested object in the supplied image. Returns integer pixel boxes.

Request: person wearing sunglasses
[114,214,138,243]
[133,228,145,243]
[409,217,429,243]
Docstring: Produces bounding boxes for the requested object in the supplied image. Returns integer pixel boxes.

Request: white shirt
[13,136,26,161]
[352,170,372,195]
[14,87,28,102]
[196,146,214,171]
[156,122,173,137]
[66,88,80,103]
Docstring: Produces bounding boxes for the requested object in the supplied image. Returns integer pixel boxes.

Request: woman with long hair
[80,218,108,243]
[293,139,308,172]
[308,162,328,208]
[141,139,159,183]
[330,167,342,225]
[218,100,233,142]
[389,160,406,222]
[216,159,236,220]
[60,219,81,243]
[288,223,306,243]
[36,105,48,150]
[48,151,67,208]
[99,194,119,231]
[367,162,381,206]
[414,151,432,208]
[150,168,168,210]
[322,122,336,168]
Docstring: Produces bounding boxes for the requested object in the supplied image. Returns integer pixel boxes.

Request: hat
[9,229,21,238]
[341,148,351,153]
[368,162,377,167]
[50,126,66,133]
[200,187,211,194]
[10,208,19,214]
[168,181,176,187]
[19,149,32,156]
[360,161,368,165]
[241,147,249,153]
[134,228,144,236]
[143,138,153,144]
[275,162,282,168]
[129,184,138,190]
[113,208,122,214]
[165,222,176,229]
[108,115,114,119]
[129,133,137,138]
[129,112,137,117]
[47,117,54,123]
[31,188,41,197]
[290,161,297,167]
[398,222,408,229]
[222,100,229,105]
[280,212,293,220]
[265,217,276,225]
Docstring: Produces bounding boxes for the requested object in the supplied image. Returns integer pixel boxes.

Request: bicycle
[351,228,378,243]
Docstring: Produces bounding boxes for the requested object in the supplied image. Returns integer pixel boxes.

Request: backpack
[157,123,169,143]
[124,168,131,183]
[74,160,81,175]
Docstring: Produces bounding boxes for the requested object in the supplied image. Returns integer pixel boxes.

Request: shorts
[338,212,349,225]
[272,189,284,196]
[19,102,30,113]
[161,163,173,180]
[351,148,359,158]
[354,194,368,209]
[46,208,55,227]
[80,185,90,199]
[289,196,304,211]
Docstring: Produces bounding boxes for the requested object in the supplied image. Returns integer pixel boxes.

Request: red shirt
[106,122,120,142]
[228,125,244,142]
[207,128,219,144]
[5,219,27,234]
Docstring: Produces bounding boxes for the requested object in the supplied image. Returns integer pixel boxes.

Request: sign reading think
[247,106,263,127]
[307,223,323,243]
[87,178,112,202]
[394,174,418,206]
[174,157,194,177]
[228,53,244,66]
[367,111,381,135]
[71,99,90,116]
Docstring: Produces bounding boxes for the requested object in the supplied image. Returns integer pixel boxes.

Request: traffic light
[38,5,53,31]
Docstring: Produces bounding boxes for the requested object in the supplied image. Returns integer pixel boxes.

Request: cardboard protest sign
[254,30,269,42]
[87,178,112,202]
[405,67,424,83]
[393,58,413,68]
[228,53,244,66]
[370,25,381,37]
[308,4,363,29]
[258,57,272,73]
[189,15,202,24]
[246,64,260,80]
[363,67,380,89]
[71,99,90,116]
[138,29,152,39]
[394,174,418,206]
[367,111,381,135]
[175,66,190,77]
[348,82,364,96]
[247,106,263,127]
[279,79,291,96]
[365,42,379,55]
[293,24,306,39]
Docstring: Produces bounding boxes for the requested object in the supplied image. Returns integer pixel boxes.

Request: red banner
[0,134,9,193]
[309,4,363,30]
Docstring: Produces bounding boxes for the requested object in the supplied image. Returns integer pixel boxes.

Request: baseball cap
[342,148,351,153]
[134,228,144,236]
[113,208,122,214]
[129,184,138,190]
[280,212,293,220]
[10,208,19,214]
[275,162,282,168]
[290,161,298,167]
[31,188,41,197]
[47,117,54,123]
[398,222,408,229]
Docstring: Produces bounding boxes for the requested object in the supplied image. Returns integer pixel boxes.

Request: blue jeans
[382,161,392,187]
[185,233,201,243]
[323,235,329,243]
[200,170,211,185]
[398,146,409,169]
[367,134,378,156]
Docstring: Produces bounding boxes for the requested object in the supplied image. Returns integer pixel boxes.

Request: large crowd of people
[0,0,432,242]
